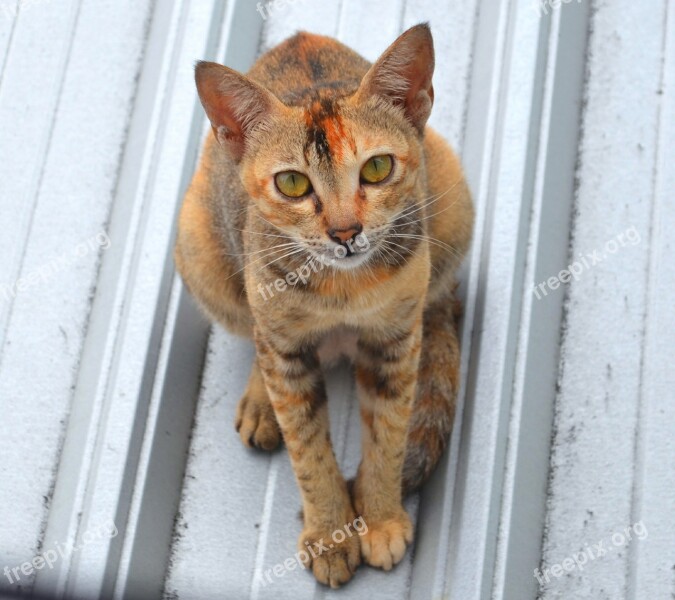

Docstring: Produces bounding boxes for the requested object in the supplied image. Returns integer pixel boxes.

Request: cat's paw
[359,511,413,571]
[235,392,281,451]
[298,526,361,588]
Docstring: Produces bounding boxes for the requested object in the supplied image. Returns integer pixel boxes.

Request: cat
[175,23,474,588]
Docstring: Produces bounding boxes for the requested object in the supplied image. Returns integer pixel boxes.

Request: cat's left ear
[195,61,285,161]
[356,23,435,133]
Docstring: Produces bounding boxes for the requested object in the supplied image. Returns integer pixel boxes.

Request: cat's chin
[311,250,372,272]
[331,252,372,271]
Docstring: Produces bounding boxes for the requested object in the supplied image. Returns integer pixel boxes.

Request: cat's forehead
[301,91,357,167]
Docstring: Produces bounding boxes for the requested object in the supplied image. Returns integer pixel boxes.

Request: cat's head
[195,24,434,270]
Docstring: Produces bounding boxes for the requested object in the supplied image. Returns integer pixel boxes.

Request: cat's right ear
[195,61,284,161]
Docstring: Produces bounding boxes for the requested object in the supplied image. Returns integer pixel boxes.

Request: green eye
[360,155,393,184]
[275,171,312,198]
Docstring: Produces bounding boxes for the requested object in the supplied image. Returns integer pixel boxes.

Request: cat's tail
[402,299,462,495]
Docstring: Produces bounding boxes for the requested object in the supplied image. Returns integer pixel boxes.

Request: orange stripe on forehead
[324,116,346,162]
[304,95,350,164]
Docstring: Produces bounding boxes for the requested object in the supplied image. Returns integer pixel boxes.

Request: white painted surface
[540,1,675,598]
[631,4,675,597]
[0,0,153,593]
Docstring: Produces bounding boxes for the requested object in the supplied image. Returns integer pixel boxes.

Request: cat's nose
[327,223,363,245]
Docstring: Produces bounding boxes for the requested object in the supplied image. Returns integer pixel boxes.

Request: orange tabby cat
[175,23,473,588]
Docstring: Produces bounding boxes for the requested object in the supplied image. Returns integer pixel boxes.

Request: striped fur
[175,24,474,588]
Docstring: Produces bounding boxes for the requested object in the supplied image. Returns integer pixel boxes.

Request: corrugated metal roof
[0,0,673,599]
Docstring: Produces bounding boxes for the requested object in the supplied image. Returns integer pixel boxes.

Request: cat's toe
[359,512,413,571]
[235,394,281,451]
[299,528,361,588]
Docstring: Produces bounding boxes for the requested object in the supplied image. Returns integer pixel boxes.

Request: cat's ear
[356,23,435,133]
[195,61,284,161]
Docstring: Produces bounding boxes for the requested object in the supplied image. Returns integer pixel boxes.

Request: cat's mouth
[300,229,375,271]
[307,243,374,271]
[330,250,372,270]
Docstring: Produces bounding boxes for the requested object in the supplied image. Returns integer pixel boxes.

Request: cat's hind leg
[402,299,461,493]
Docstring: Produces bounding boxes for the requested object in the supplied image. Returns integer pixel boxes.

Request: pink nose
[328,224,362,244]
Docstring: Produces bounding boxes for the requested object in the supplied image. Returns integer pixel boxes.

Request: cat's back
[248,32,371,105]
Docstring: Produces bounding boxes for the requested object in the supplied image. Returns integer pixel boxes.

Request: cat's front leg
[254,328,361,588]
[353,318,423,570]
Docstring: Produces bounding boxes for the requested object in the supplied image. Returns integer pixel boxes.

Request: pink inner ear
[203,91,247,159]
[198,79,244,140]
[384,53,434,132]
[402,56,433,109]
[213,99,245,147]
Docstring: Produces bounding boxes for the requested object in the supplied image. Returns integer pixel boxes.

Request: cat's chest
[308,290,392,328]
[316,326,359,366]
